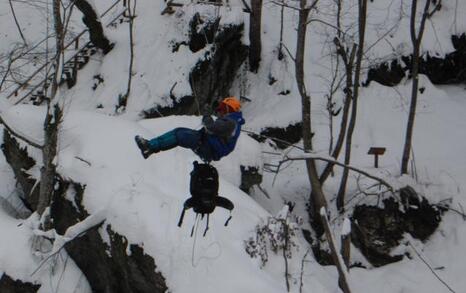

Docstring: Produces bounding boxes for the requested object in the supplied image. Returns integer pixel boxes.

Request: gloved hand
[201,104,212,116]
[202,114,211,125]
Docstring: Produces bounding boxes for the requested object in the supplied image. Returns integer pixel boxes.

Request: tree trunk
[336,0,368,211]
[37,0,63,217]
[295,0,327,219]
[249,0,262,72]
[401,0,431,174]
[74,0,113,54]
[319,42,356,184]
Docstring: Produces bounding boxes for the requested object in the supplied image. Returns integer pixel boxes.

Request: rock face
[351,186,442,267]
[365,33,466,87]
[1,131,38,211]
[248,123,303,149]
[363,59,405,87]
[51,182,168,293]
[0,274,40,293]
[240,165,262,193]
[145,16,248,118]
[2,131,168,293]
[189,22,248,112]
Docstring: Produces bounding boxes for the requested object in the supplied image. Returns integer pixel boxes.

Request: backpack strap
[203,214,210,237]
[224,212,232,226]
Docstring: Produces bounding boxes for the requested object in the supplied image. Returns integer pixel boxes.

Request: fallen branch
[279,153,396,194]
[31,209,107,276]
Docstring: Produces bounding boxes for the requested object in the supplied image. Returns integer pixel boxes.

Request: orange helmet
[218,96,241,113]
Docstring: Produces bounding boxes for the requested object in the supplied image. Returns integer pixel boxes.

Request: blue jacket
[205,111,245,161]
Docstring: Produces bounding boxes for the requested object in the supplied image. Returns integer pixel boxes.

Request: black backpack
[178,161,234,236]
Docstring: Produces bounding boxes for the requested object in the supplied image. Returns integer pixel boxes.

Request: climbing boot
[135,135,158,159]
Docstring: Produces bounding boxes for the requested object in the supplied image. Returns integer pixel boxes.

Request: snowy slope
[1,0,466,292]
[0,106,336,293]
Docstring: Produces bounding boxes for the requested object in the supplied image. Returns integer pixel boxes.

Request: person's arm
[202,115,236,139]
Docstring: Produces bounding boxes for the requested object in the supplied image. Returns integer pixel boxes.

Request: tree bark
[74,0,113,54]
[249,0,262,72]
[295,0,327,219]
[401,0,431,174]
[336,0,368,211]
[37,0,63,217]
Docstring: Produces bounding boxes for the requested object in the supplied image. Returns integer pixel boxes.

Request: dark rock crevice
[145,17,248,118]
[1,130,39,211]
[248,122,303,149]
[351,186,443,267]
[2,131,168,293]
[51,182,168,293]
[190,23,248,109]
[0,274,40,293]
[364,33,466,87]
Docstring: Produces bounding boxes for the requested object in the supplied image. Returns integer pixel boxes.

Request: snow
[1,0,466,292]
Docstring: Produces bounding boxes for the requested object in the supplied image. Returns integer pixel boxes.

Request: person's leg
[148,129,178,151]
[136,128,211,160]
[135,129,179,159]
[173,128,202,149]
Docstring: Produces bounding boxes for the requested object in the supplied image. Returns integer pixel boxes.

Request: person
[135,96,245,162]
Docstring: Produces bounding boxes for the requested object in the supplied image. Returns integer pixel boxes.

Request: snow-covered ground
[1,0,466,292]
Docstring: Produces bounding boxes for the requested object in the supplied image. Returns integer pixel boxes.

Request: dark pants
[148,128,213,161]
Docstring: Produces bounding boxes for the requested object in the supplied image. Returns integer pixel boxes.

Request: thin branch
[282,43,296,62]
[299,248,311,293]
[408,242,456,293]
[240,0,252,13]
[9,0,28,46]
[0,115,44,149]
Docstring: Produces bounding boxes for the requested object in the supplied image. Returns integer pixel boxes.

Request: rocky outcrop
[1,131,38,211]
[363,59,405,87]
[0,274,40,293]
[2,131,168,293]
[240,165,262,194]
[351,186,443,267]
[365,33,466,87]
[51,182,168,293]
[189,23,248,111]
[145,14,248,118]
[248,123,302,149]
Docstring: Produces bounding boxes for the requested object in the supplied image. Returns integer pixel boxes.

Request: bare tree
[249,0,262,72]
[118,0,137,111]
[318,0,354,185]
[295,0,327,217]
[336,0,368,211]
[37,0,65,218]
[401,0,431,174]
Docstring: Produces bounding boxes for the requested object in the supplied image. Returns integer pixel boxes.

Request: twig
[408,242,456,293]
[9,0,28,46]
[299,248,311,293]
[256,184,271,199]
[239,0,251,13]
[282,44,296,62]
[74,156,91,166]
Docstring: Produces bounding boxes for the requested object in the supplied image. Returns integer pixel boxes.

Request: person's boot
[135,135,158,159]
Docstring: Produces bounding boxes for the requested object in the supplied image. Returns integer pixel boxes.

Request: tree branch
[0,115,44,149]
[280,154,396,194]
